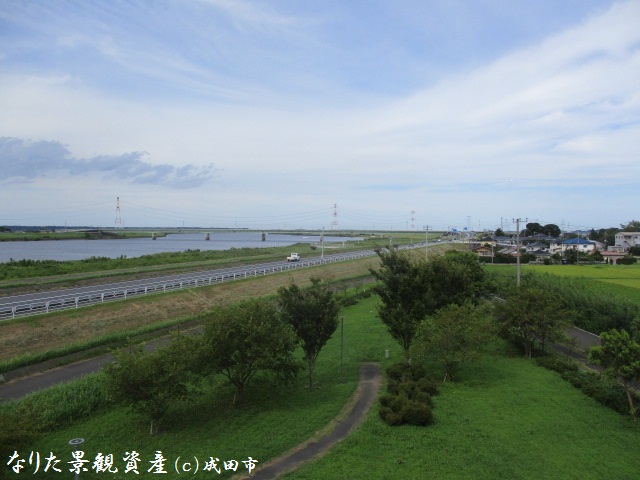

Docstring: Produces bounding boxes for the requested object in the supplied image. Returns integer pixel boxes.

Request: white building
[614,232,640,252]
[550,237,597,254]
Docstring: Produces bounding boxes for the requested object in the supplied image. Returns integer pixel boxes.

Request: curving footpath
[238,363,381,480]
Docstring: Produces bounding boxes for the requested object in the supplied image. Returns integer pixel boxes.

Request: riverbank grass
[18,296,401,478]
[13,294,640,479]
[283,346,640,480]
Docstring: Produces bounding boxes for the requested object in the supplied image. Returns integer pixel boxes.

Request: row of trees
[371,248,572,380]
[590,326,640,420]
[371,249,499,381]
[371,247,640,420]
[105,278,340,434]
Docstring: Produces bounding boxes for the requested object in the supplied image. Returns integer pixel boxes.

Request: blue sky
[1,0,638,231]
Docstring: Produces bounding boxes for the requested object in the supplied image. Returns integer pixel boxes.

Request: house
[530,250,552,264]
[614,232,640,252]
[473,245,493,258]
[601,251,626,264]
[494,236,514,245]
[551,237,597,254]
[498,246,521,257]
[525,242,549,253]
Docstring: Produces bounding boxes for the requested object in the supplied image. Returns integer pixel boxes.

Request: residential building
[551,237,597,254]
[614,232,640,252]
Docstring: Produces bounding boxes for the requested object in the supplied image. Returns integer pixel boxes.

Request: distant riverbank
[0,232,361,262]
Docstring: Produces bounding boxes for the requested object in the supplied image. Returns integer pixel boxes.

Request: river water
[0,232,361,262]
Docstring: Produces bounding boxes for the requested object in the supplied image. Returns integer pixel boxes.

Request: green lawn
[9,294,640,479]
[284,348,640,480]
[14,295,402,479]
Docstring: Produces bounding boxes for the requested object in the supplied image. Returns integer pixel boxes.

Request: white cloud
[0,1,638,229]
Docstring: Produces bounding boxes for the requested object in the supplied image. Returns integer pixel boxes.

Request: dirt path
[237,363,382,480]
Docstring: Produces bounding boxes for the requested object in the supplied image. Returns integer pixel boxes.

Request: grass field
[0,243,460,373]
[523,263,640,285]
[14,296,402,479]
[0,257,378,370]
[11,295,640,479]
[284,347,640,480]
[486,263,640,305]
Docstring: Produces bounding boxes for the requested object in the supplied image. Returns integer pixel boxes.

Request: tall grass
[1,373,110,430]
[486,265,640,334]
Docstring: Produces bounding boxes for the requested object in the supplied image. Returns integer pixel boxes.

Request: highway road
[0,249,383,321]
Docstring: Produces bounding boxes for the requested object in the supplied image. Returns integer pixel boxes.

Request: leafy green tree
[590,329,640,420]
[278,278,340,388]
[494,228,505,237]
[496,286,570,358]
[202,298,300,404]
[621,220,640,232]
[524,222,544,236]
[423,251,489,311]
[413,302,496,381]
[104,344,190,435]
[371,249,489,359]
[370,248,431,358]
[542,224,561,237]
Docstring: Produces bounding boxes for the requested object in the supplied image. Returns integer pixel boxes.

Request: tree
[371,249,489,359]
[278,278,340,388]
[104,344,190,435]
[412,302,496,381]
[542,223,561,237]
[621,220,640,232]
[494,228,505,237]
[202,298,300,404]
[370,248,431,358]
[524,222,544,237]
[496,286,570,358]
[423,251,489,311]
[590,329,640,420]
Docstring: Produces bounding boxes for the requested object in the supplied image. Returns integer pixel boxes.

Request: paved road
[0,250,380,321]
[0,355,113,401]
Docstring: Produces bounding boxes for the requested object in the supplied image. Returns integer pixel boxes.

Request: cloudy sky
[1,0,638,231]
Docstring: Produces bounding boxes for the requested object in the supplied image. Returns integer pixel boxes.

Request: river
[0,232,361,262]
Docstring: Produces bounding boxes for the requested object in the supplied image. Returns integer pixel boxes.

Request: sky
[1,0,639,232]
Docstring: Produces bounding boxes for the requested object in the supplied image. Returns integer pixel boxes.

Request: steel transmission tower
[331,203,339,229]
[115,196,122,228]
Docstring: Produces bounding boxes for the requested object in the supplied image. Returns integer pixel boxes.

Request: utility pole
[513,217,527,288]
[340,316,345,383]
[424,225,429,260]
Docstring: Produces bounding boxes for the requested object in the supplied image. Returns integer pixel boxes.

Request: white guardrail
[0,250,380,321]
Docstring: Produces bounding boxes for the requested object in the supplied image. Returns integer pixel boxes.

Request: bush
[386,362,427,383]
[380,361,437,427]
[401,401,433,426]
[0,409,41,458]
[536,354,638,417]
[413,390,434,407]
[416,377,439,396]
[379,406,403,426]
[535,355,573,373]
[616,256,638,265]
